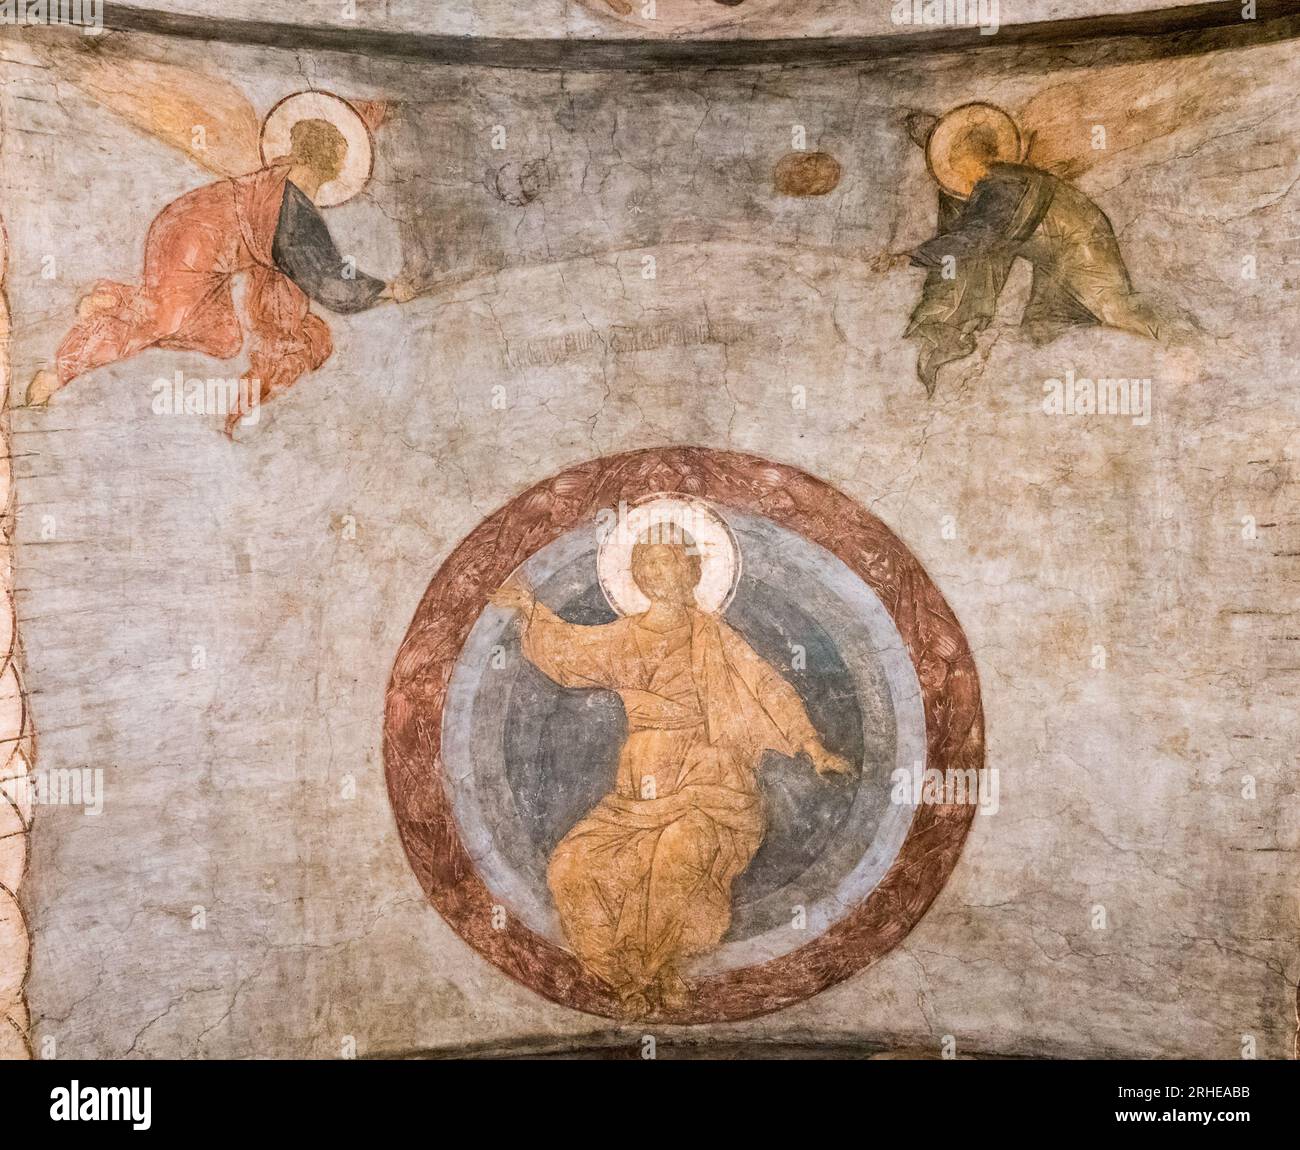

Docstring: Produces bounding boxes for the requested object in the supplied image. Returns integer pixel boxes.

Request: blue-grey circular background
[442,505,926,972]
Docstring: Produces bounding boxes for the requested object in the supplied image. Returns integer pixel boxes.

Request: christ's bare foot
[617,989,652,1021]
[656,970,692,1013]
[26,369,61,408]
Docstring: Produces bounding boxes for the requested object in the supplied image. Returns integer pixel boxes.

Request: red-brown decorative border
[383,448,984,1024]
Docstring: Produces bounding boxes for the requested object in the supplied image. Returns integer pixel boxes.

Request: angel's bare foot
[916,349,941,398]
[26,369,61,407]
[76,289,116,320]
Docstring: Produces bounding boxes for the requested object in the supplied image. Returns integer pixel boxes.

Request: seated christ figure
[491,527,853,1018]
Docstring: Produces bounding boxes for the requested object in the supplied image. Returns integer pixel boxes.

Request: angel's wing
[39,41,262,177]
[1020,57,1226,182]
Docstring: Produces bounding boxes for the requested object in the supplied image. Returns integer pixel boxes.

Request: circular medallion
[383,448,984,1023]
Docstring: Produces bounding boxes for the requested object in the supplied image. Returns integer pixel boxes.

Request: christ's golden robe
[520,602,819,993]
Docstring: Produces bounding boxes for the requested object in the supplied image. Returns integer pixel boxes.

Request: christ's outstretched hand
[803,739,856,778]
[491,575,536,616]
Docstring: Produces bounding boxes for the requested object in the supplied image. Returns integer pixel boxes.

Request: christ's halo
[596,496,739,617]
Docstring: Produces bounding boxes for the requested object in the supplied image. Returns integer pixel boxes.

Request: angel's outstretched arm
[271,184,388,314]
[909,171,1031,267]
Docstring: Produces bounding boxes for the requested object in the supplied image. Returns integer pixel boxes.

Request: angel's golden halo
[596,496,740,617]
[260,91,374,208]
[926,102,1022,199]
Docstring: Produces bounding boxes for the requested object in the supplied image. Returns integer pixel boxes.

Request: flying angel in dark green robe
[898,107,1161,395]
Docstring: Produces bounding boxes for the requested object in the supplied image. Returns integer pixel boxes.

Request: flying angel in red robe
[27,60,412,436]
